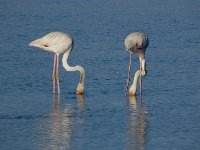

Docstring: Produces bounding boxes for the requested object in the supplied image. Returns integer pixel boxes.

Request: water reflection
[76,94,85,111]
[44,94,85,150]
[127,95,148,150]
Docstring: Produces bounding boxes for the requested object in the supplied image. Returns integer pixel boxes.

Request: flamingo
[124,32,149,96]
[29,32,85,94]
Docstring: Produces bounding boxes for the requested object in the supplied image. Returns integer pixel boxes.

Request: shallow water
[0,0,200,150]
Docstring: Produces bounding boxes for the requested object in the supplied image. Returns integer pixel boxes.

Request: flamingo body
[29,32,73,54]
[125,32,149,53]
[29,32,85,94]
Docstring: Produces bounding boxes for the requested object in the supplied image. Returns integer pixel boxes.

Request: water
[0,0,200,149]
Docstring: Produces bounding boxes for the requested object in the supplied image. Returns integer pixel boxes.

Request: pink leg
[52,54,57,93]
[56,54,60,94]
[140,63,142,102]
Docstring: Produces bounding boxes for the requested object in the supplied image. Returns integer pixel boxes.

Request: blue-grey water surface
[0,0,200,150]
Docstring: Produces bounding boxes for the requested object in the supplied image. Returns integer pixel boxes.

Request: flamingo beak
[144,67,147,75]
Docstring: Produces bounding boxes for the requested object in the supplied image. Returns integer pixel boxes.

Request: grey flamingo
[124,32,149,95]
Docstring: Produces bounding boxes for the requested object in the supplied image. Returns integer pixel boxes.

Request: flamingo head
[76,83,84,95]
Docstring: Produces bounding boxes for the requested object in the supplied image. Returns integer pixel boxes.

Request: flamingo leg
[126,53,133,93]
[56,54,60,94]
[52,54,57,94]
[139,63,142,99]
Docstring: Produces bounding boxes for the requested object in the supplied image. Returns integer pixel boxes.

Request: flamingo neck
[139,54,147,76]
[62,46,75,71]
[62,47,85,94]
[129,70,140,95]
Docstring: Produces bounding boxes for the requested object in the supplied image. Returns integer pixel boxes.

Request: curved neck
[62,46,85,85]
[133,70,140,89]
[139,53,146,75]
[129,70,140,95]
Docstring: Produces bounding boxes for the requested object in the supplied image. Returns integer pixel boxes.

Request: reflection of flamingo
[125,32,149,95]
[49,94,85,149]
[127,95,148,150]
[29,32,85,94]
[48,94,73,149]
[76,95,85,111]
